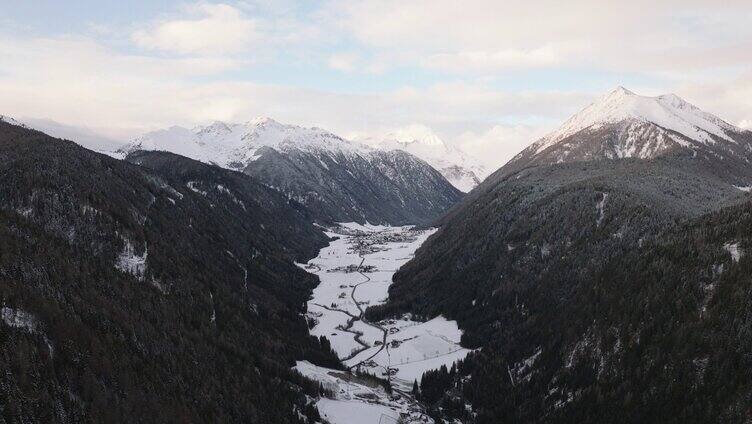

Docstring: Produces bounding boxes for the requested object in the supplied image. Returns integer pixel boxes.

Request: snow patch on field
[216,184,246,210]
[2,307,38,333]
[295,361,431,424]
[80,204,100,216]
[209,292,217,324]
[724,242,742,262]
[596,192,608,227]
[2,307,54,355]
[16,206,33,218]
[512,347,542,385]
[317,399,400,424]
[186,181,207,196]
[116,238,148,280]
[346,316,471,387]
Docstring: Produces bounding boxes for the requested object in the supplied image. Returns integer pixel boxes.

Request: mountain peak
[504,87,751,170]
[356,125,487,192]
[195,120,233,136]
[536,87,739,153]
[656,92,685,106]
[248,116,280,127]
[606,85,636,98]
[121,117,372,169]
[0,115,24,127]
[389,124,446,148]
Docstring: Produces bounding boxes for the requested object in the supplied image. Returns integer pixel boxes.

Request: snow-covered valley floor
[296,223,471,423]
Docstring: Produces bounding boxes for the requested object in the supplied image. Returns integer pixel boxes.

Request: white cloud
[422,46,565,73]
[132,3,259,54]
[458,125,549,169]
[328,53,358,72]
[0,34,586,151]
[0,36,236,134]
[328,0,752,74]
[21,117,127,152]
[675,74,752,131]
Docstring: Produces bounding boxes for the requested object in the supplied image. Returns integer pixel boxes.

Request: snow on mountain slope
[506,86,750,171]
[121,118,463,225]
[535,87,739,154]
[0,115,23,127]
[124,119,483,193]
[358,125,487,192]
[118,117,370,170]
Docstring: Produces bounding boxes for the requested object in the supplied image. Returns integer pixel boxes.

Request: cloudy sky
[1,0,751,168]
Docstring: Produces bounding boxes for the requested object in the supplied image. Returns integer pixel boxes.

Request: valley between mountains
[297,223,470,423]
[296,223,469,423]
[3,85,752,423]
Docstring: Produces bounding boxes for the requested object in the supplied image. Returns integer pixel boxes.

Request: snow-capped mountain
[358,125,487,192]
[0,115,22,127]
[380,89,752,423]
[117,117,369,169]
[120,118,463,225]
[507,86,751,171]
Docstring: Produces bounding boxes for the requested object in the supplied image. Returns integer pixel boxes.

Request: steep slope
[244,146,462,225]
[389,194,752,423]
[0,120,339,422]
[119,118,463,225]
[368,88,752,422]
[358,125,487,192]
[506,87,751,175]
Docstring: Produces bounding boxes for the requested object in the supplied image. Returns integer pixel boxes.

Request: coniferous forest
[0,122,342,422]
[378,154,752,422]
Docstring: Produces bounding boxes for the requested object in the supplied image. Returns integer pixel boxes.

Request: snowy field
[296,223,472,423]
[344,316,470,387]
[295,361,427,424]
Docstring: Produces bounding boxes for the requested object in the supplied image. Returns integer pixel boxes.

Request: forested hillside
[371,152,752,422]
[0,121,339,422]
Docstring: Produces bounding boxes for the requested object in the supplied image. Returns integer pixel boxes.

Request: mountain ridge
[357,125,487,192]
[120,118,463,225]
[118,117,371,169]
[505,87,751,174]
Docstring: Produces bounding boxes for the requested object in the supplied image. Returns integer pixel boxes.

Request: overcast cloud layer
[1,0,751,168]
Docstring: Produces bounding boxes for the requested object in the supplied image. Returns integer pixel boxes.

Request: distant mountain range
[356,124,487,192]
[116,118,463,225]
[371,87,752,422]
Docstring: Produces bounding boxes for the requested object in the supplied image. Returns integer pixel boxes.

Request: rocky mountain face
[0,120,340,422]
[358,125,488,192]
[505,87,751,174]
[119,118,463,225]
[366,88,752,422]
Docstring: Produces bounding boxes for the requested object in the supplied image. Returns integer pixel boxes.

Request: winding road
[313,253,391,366]
[347,257,390,370]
